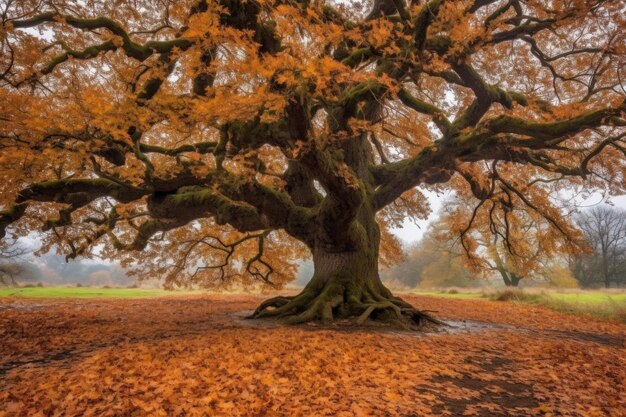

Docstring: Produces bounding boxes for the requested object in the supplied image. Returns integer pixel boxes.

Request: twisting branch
[9,12,193,61]
[176,230,275,285]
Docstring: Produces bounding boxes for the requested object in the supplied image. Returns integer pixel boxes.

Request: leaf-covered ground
[0,294,624,417]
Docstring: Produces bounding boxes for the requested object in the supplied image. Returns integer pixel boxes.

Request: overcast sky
[391,191,626,244]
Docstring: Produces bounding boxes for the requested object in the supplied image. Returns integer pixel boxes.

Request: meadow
[413,288,626,323]
[0,287,198,299]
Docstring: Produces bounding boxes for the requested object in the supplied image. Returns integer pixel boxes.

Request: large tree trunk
[250,197,441,329]
[510,273,522,287]
[249,246,440,329]
[251,129,441,329]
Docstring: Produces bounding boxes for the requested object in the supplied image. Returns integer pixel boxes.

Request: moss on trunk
[250,247,441,329]
[250,198,442,330]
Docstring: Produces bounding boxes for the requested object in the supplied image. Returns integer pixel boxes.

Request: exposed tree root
[248,280,444,330]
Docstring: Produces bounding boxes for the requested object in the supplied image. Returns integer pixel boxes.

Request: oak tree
[439,194,587,287]
[383,219,478,289]
[1,0,625,328]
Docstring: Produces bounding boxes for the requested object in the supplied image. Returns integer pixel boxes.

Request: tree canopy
[0,0,625,326]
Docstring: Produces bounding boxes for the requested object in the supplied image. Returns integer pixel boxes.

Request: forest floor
[0,293,624,417]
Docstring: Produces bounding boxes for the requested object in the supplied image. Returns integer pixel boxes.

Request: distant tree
[485,240,524,287]
[544,265,578,289]
[383,221,477,289]
[437,193,578,287]
[382,243,429,289]
[405,195,585,289]
[573,207,626,288]
[0,263,24,286]
[418,245,476,288]
[0,243,31,286]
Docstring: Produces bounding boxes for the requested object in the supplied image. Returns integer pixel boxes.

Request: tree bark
[250,197,441,329]
[510,273,522,287]
[250,247,440,329]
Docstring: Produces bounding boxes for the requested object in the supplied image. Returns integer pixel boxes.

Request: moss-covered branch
[371,144,453,210]
[397,87,451,134]
[0,203,28,239]
[484,104,625,140]
[449,62,531,135]
[372,100,626,211]
[11,13,194,62]
[16,178,148,205]
[38,41,117,77]
[139,141,218,156]
[413,0,445,51]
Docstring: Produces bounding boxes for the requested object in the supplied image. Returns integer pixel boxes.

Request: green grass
[3,287,625,322]
[494,290,626,323]
[0,287,200,299]
[413,291,484,299]
[546,292,626,305]
[413,288,626,323]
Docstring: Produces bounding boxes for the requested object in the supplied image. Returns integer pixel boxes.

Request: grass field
[414,288,626,304]
[0,287,200,298]
[547,291,626,304]
[2,286,625,322]
[415,288,626,322]
[412,291,484,299]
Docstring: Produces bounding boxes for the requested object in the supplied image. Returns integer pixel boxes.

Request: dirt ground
[0,294,624,417]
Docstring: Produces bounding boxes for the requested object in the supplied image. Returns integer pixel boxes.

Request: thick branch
[11,13,193,62]
[0,203,28,239]
[16,178,148,205]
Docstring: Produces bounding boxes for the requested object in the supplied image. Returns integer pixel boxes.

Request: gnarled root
[248,279,444,330]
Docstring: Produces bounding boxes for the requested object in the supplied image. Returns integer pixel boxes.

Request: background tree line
[571,207,626,288]
[384,204,626,290]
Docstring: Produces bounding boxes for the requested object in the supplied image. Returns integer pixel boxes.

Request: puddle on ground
[443,320,506,334]
[0,302,47,312]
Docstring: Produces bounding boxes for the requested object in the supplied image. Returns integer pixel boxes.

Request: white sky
[391,192,626,244]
